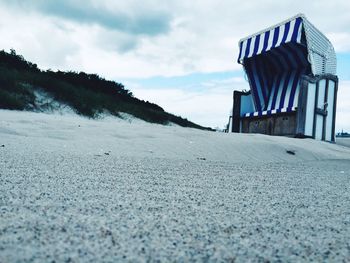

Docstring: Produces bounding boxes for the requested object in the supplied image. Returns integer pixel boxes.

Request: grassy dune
[0,49,210,130]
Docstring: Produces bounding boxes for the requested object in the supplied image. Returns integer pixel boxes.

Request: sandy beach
[1,110,350,262]
[337,137,350,148]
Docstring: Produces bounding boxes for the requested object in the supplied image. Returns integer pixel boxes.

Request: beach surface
[1,110,350,262]
[337,137,350,148]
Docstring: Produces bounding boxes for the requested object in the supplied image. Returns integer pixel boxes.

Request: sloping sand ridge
[1,110,350,261]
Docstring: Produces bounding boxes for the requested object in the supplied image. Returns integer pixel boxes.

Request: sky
[0,0,349,131]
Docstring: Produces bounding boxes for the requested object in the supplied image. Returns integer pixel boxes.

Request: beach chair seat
[242,107,297,118]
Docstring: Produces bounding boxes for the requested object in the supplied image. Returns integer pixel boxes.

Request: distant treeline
[0,49,211,130]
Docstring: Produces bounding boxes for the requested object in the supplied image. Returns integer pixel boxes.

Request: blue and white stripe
[245,58,270,111]
[265,69,304,111]
[242,66,305,118]
[244,44,308,113]
[243,107,297,118]
[238,17,303,63]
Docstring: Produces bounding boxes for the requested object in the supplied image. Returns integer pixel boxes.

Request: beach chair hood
[237,14,336,113]
[238,14,336,75]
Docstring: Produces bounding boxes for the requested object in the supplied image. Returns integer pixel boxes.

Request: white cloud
[0,8,79,70]
[1,0,350,78]
[328,33,350,53]
[130,77,247,128]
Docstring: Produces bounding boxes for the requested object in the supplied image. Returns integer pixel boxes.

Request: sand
[337,137,350,148]
[1,110,350,262]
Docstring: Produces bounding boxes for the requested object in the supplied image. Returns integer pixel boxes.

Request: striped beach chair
[229,14,338,142]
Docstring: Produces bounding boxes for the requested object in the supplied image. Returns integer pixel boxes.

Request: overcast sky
[0,0,349,130]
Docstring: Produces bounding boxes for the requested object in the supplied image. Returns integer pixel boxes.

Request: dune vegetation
[0,49,210,130]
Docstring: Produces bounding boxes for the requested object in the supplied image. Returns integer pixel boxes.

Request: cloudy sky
[0,0,349,130]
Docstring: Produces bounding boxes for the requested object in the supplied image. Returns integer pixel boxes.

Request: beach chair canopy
[237,14,336,115]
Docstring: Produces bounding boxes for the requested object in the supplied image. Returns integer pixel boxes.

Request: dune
[1,110,350,262]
